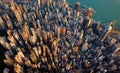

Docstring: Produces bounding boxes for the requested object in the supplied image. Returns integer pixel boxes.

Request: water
[68,0,120,27]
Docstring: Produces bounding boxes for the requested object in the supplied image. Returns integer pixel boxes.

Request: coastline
[68,0,120,28]
[69,1,120,34]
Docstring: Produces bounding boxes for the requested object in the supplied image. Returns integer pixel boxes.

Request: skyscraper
[41,0,45,5]
[0,17,5,29]
[95,22,113,46]
[38,0,40,6]
[100,25,112,42]
[14,10,23,23]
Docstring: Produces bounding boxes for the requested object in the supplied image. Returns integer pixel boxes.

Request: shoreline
[68,2,120,34]
[68,0,120,29]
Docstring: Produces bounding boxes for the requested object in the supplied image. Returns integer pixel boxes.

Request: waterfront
[68,0,120,27]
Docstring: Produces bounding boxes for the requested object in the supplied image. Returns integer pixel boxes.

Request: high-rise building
[23,5,27,12]
[14,10,22,23]
[38,0,40,6]
[100,25,112,42]
[15,4,22,14]
[80,17,91,31]
[41,0,45,5]
[0,17,5,29]
[6,20,13,29]
[1,14,10,22]
[95,24,113,46]
[24,22,31,39]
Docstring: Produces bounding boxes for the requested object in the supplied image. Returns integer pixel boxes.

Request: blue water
[68,0,120,27]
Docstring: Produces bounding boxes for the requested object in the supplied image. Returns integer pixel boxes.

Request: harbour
[68,0,120,28]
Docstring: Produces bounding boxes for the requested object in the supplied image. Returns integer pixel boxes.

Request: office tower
[74,2,80,10]
[10,0,15,10]
[22,12,27,21]
[47,0,50,7]
[86,8,94,17]
[7,35,17,46]
[29,28,37,45]
[23,22,31,40]
[23,5,27,12]
[15,3,22,14]
[7,30,12,36]
[15,50,25,64]
[32,21,37,29]
[18,4,23,13]
[95,24,113,46]
[100,25,112,42]
[56,26,61,38]
[0,17,5,29]
[33,47,39,58]
[61,27,66,36]
[38,0,40,7]
[31,14,36,22]
[80,8,94,31]
[35,2,39,17]
[13,30,25,47]
[50,0,52,5]
[99,25,112,42]
[63,0,66,3]
[3,68,10,73]
[30,51,37,63]
[6,20,13,29]
[80,17,92,31]
[36,19,41,28]
[14,10,22,23]
[13,30,20,41]
[87,18,92,28]
[0,37,12,51]
[14,63,23,73]
[4,51,14,66]
[0,1,3,5]
[2,14,10,20]
[41,0,45,5]
[18,30,27,42]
